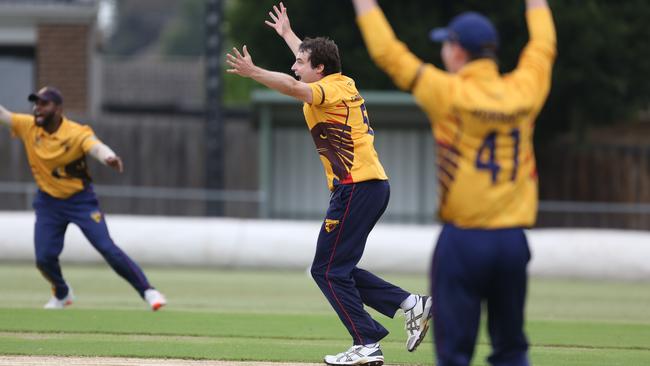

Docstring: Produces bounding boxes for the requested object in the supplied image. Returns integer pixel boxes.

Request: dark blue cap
[28,86,63,105]
[429,12,499,56]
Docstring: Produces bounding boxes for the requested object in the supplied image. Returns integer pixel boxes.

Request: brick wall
[36,24,89,117]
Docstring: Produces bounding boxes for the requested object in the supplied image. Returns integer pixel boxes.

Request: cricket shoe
[324,344,384,366]
[144,288,167,311]
[44,288,74,309]
[404,295,433,352]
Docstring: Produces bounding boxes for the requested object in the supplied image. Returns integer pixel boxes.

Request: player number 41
[475,128,520,184]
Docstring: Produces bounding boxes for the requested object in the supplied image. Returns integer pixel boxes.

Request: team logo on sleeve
[90,210,103,223]
[324,219,340,233]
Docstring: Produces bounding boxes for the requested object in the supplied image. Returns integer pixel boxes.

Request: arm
[226,45,313,104]
[351,0,376,15]
[0,104,12,128]
[352,0,452,121]
[526,0,548,10]
[88,143,123,173]
[352,0,427,91]
[510,0,556,103]
[265,2,302,57]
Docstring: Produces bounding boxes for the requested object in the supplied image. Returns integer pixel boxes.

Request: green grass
[0,263,649,365]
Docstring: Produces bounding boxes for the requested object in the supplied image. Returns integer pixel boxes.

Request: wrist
[282,30,295,40]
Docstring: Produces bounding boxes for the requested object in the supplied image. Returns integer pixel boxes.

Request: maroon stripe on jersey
[325,111,348,118]
[317,84,326,105]
[342,100,350,125]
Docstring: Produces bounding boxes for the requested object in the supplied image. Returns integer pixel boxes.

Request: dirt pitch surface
[0,356,324,366]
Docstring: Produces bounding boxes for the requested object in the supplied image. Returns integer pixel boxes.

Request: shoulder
[64,118,91,130]
[63,118,95,138]
[10,113,34,125]
[321,74,359,95]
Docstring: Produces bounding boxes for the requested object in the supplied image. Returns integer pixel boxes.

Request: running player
[351,0,556,365]
[0,87,167,311]
[226,3,432,365]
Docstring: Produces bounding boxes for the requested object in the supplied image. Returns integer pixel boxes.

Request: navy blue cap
[28,86,63,105]
[429,12,499,56]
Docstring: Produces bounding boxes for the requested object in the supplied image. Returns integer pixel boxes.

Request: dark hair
[466,44,499,62]
[298,37,341,76]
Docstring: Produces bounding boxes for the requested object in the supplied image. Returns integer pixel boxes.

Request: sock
[400,294,418,311]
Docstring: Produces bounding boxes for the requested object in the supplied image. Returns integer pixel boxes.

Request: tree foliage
[160,0,206,57]
[227,0,650,142]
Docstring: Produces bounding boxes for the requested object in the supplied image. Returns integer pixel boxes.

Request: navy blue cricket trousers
[431,223,531,366]
[311,180,410,345]
[33,186,151,299]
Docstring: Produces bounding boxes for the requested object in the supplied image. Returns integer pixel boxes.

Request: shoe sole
[324,359,383,366]
[44,299,73,309]
[407,297,433,352]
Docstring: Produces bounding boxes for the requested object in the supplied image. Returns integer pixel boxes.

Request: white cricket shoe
[44,288,74,309]
[324,344,384,366]
[144,289,167,311]
[404,295,433,352]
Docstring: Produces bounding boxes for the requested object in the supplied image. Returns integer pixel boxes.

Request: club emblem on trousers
[325,219,340,233]
[90,210,103,223]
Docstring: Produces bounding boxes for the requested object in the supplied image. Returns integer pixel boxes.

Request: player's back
[433,59,542,229]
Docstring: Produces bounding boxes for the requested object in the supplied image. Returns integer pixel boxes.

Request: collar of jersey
[37,117,69,139]
[317,72,343,83]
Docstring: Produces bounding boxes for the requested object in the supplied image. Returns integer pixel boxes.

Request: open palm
[265,2,291,37]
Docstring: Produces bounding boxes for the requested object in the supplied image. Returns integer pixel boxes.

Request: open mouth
[34,113,44,124]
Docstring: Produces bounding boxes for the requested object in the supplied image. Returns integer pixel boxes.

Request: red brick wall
[36,24,89,117]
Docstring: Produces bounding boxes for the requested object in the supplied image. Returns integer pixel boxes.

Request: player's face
[33,99,60,127]
[291,50,322,83]
[441,41,467,73]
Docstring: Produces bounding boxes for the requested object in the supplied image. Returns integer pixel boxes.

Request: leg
[68,196,151,297]
[34,207,69,299]
[486,229,531,366]
[311,181,397,345]
[431,225,485,366]
[350,181,409,317]
[352,267,409,318]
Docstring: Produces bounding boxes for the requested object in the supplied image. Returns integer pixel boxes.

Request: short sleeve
[308,81,342,107]
[78,125,101,153]
[9,113,34,140]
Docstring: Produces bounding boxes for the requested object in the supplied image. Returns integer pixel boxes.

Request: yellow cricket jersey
[357,8,556,228]
[10,113,101,199]
[304,73,388,191]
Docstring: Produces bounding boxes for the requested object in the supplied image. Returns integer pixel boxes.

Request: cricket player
[351,0,556,365]
[0,87,166,311]
[226,3,432,365]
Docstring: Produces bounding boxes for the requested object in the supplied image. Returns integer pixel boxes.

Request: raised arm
[510,0,556,105]
[526,0,549,10]
[0,104,12,128]
[226,45,313,104]
[265,2,302,57]
[352,0,427,92]
[351,0,376,15]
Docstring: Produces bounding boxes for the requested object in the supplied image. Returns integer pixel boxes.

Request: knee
[35,255,56,269]
[312,265,350,285]
[310,265,326,282]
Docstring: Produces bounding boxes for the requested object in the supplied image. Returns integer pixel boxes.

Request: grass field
[0,262,649,365]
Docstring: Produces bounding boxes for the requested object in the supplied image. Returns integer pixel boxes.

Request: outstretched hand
[265,2,291,37]
[105,156,123,173]
[226,46,256,78]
